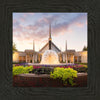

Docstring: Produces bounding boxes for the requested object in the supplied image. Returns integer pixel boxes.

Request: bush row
[29,67,54,74]
[13,66,33,76]
[73,67,88,73]
[29,66,87,74]
[13,65,87,76]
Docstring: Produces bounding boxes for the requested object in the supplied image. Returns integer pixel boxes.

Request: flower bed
[13,63,87,75]
[13,65,87,87]
[14,63,28,66]
[13,63,87,68]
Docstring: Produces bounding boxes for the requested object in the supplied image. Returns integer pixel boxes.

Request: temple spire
[49,23,52,41]
[49,23,52,50]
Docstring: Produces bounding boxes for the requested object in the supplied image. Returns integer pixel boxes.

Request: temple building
[13,24,87,64]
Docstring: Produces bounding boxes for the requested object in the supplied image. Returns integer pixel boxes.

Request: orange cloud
[13,13,87,51]
[76,22,84,27]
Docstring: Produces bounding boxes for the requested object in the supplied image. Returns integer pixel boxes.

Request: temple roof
[39,41,61,52]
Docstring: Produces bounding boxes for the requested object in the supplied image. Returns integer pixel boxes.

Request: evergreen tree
[83,46,88,51]
[13,43,17,53]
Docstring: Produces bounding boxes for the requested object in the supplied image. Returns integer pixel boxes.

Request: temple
[13,24,87,63]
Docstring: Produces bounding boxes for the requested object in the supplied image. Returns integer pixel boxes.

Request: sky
[13,13,87,52]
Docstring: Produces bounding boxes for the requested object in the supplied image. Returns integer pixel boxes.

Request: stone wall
[13,73,87,87]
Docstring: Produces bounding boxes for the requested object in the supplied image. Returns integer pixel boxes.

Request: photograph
[13,13,88,87]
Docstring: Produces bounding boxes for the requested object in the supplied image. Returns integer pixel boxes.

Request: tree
[13,43,17,53]
[83,46,88,51]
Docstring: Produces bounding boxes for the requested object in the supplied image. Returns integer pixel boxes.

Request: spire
[33,40,35,51]
[49,23,52,41]
[66,40,67,51]
[49,23,52,50]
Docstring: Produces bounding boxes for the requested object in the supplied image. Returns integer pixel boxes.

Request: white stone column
[63,54,64,62]
[37,54,38,62]
[62,54,63,62]
[66,54,67,64]
[28,54,30,63]
[61,54,63,62]
[32,54,34,63]
[20,56,22,62]
[64,54,66,62]
[77,56,79,63]
[26,55,27,62]
[73,55,74,64]
[63,54,65,62]
[22,57,23,62]
[34,55,36,62]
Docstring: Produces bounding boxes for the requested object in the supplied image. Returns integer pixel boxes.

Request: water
[40,50,60,64]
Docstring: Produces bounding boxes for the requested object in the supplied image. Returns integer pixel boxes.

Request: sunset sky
[13,13,87,52]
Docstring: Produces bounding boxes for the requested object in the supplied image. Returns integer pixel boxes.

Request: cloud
[13,13,87,51]
[76,22,84,27]
[51,13,87,35]
[13,14,63,42]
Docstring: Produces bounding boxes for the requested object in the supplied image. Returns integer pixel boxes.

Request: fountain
[40,50,59,64]
[28,49,67,67]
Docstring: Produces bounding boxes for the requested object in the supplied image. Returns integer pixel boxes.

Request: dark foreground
[13,73,87,87]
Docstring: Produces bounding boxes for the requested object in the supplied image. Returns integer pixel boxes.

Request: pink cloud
[13,13,87,49]
[76,22,84,27]
[25,25,38,30]
[39,18,49,24]
[20,18,25,22]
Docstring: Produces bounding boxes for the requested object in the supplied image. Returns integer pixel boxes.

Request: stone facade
[74,51,87,63]
[13,42,87,64]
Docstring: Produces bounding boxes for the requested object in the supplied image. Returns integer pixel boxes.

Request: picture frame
[0,0,99,100]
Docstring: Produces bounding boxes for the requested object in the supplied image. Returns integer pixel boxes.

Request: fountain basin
[27,63,68,67]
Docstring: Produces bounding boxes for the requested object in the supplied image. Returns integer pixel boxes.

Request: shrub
[59,64,88,73]
[50,67,77,86]
[13,66,33,76]
[13,66,24,76]
[23,66,33,73]
[30,67,54,74]
[73,67,88,73]
[74,62,87,65]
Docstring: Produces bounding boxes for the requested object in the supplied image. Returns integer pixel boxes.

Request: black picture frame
[0,0,99,100]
